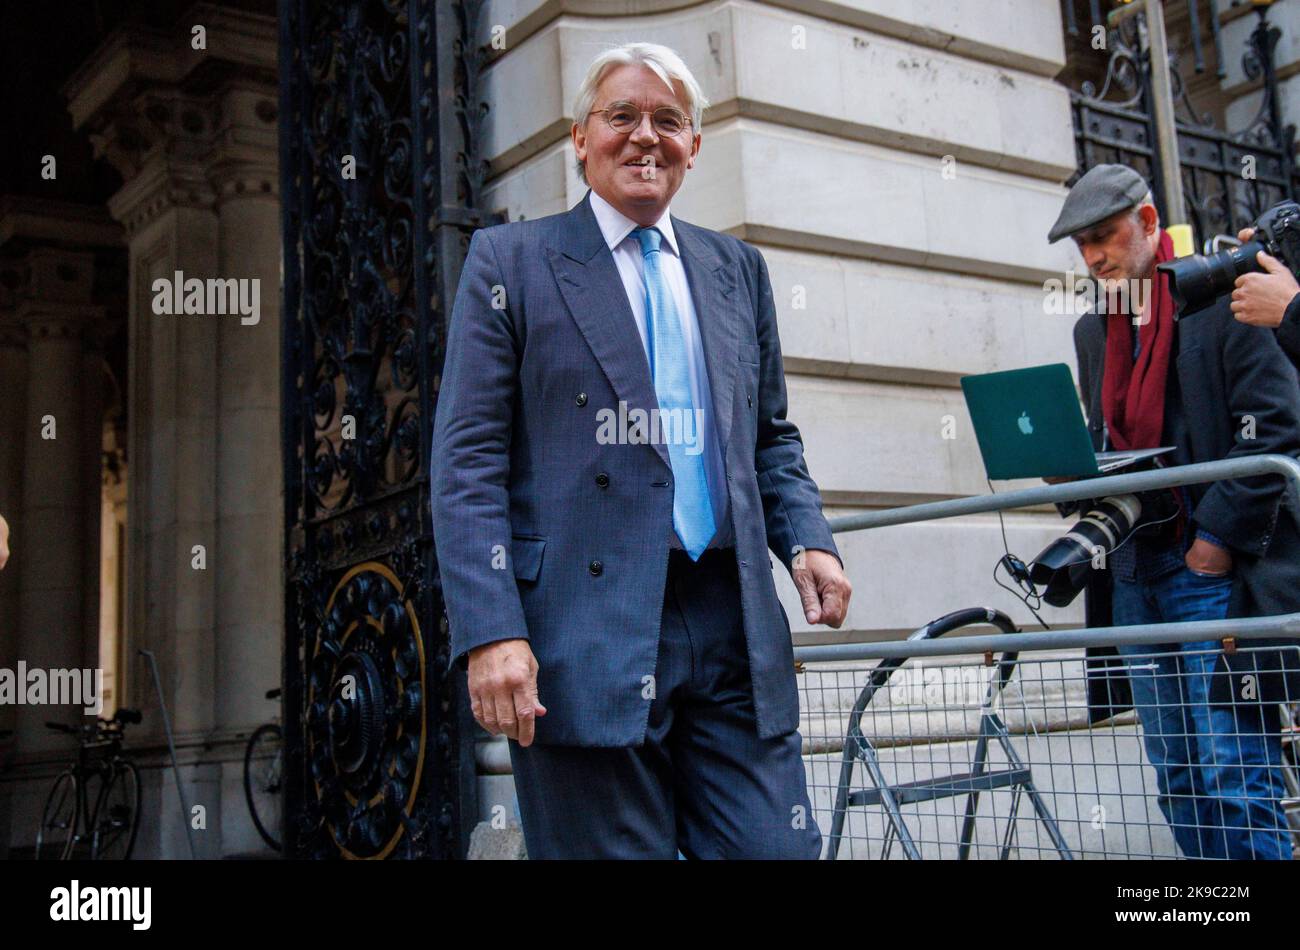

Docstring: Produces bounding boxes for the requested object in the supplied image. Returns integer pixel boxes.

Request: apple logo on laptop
[1018,411,1034,435]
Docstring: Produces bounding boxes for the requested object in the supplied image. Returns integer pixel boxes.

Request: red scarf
[1101,230,1176,451]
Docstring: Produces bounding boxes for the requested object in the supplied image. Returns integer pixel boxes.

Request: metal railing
[796,454,1300,860]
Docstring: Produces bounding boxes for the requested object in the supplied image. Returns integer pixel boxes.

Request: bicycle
[36,708,142,860]
[243,687,283,852]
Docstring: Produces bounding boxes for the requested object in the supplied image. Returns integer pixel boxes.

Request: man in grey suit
[431,42,852,858]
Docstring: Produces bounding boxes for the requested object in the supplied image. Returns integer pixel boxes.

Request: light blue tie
[634,226,716,560]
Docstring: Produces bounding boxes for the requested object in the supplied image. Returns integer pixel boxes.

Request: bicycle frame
[39,716,139,860]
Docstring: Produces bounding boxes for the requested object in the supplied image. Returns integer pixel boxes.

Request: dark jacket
[1280,292,1300,372]
[1072,293,1300,721]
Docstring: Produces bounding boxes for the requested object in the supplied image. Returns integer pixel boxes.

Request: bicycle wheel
[244,723,283,851]
[36,771,78,860]
[90,759,140,860]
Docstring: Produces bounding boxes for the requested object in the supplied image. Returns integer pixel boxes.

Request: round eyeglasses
[588,100,692,137]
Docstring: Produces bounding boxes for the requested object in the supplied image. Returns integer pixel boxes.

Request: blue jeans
[1112,567,1291,859]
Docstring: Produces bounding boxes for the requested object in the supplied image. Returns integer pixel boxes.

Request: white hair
[571,42,709,184]
[1132,190,1158,224]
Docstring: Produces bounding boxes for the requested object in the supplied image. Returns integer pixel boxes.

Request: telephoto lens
[1028,494,1143,607]
[1157,199,1300,315]
[1158,240,1267,315]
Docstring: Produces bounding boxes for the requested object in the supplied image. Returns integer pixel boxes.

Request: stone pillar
[14,248,102,752]
[0,302,27,741]
[106,123,222,740]
[207,79,281,740]
[0,200,122,856]
[65,5,280,856]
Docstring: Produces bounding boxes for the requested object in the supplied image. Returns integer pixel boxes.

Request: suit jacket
[431,189,840,746]
[1071,292,1300,718]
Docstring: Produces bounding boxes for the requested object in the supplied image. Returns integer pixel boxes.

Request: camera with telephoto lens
[1027,488,1179,607]
[1157,200,1300,316]
[1029,495,1141,607]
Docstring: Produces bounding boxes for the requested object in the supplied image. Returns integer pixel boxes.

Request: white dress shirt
[587,188,732,549]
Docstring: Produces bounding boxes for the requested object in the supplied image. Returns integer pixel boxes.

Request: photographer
[1049,165,1300,860]
[1230,225,1300,370]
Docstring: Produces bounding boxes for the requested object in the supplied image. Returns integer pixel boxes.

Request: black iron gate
[278,0,495,859]
[1068,1,1298,243]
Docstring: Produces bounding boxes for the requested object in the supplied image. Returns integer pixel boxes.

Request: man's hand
[467,638,547,746]
[1231,252,1298,329]
[0,514,9,571]
[792,548,852,627]
[1232,227,1298,329]
[1185,536,1233,576]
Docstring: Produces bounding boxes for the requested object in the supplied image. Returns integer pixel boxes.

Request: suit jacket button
[575,392,588,406]
[595,472,609,488]
[589,560,603,576]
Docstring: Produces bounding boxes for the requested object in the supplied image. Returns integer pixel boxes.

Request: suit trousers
[507,546,822,859]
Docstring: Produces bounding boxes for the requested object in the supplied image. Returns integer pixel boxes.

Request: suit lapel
[549,192,671,471]
[547,191,742,472]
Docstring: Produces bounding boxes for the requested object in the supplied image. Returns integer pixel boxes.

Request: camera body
[1158,200,1300,316]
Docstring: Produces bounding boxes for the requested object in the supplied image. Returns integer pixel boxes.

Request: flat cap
[1048,163,1151,243]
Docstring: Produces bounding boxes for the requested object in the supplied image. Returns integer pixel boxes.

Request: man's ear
[1139,203,1160,237]
[571,121,587,163]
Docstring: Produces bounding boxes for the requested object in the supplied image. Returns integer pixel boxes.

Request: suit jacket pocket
[511,534,546,582]
[739,342,761,364]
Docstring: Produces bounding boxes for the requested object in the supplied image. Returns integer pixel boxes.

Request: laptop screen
[960,364,1100,480]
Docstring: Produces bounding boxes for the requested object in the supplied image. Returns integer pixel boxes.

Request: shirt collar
[588,188,679,257]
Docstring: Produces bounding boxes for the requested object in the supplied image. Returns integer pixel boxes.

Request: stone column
[208,79,282,739]
[14,248,102,752]
[65,5,280,856]
[105,113,222,742]
[0,301,27,740]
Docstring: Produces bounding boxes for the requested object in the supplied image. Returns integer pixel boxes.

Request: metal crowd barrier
[795,454,1300,860]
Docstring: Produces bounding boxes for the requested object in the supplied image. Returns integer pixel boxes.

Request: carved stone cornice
[20,302,105,342]
[0,198,122,348]
[101,100,221,236]
[8,247,105,341]
[206,80,280,204]
[64,2,278,235]
[0,196,123,250]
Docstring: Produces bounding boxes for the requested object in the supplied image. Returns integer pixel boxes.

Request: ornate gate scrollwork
[307,562,425,859]
[279,0,496,858]
[1069,3,1298,242]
